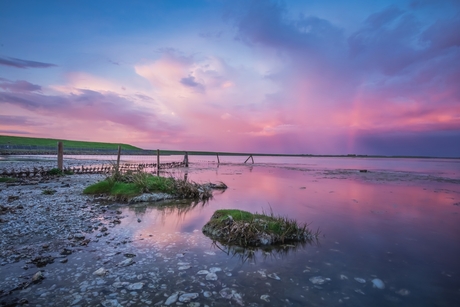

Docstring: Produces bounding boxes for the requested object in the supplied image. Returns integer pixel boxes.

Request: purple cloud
[0,56,57,69]
[0,79,41,92]
[180,75,205,92]
[0,88,181,134]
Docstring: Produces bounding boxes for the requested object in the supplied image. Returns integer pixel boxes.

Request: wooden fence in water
[0,142,258,178]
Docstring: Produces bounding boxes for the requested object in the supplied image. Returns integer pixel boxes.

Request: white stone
[93,268,108,276]
[127,282,144,290]
[164,292,179,305]
[268,273,281,280]
[197,270,210,275]
[205,273,218,281]
[371,278,385,289]
[118,258,134,267]
[309,276,330,285]
[260,294,270,302]
[179,293,199,302]
[209,267,221,273]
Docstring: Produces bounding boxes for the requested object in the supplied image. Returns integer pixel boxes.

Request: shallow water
[2,157,460,306]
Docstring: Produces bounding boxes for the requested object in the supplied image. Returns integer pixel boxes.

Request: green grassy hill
[0,135,142,150]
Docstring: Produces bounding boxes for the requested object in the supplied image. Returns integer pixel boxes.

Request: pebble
[309,276,330,285]
[118,258,134,267]
[178,293,199,302]
[260,294,270,302]
[164,292,179,305]
[93,268,108,276]
[127,282,144,290]
[205,272,218,281]
[371,278,385,289]
[268,273,281,280]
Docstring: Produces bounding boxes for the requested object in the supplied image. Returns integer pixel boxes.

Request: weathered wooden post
[116,145,121,170]
[244,155,254,164]
[157,149,160,176]
[57,141,63,170]
[183,151,189,167]
[216,153,220,164]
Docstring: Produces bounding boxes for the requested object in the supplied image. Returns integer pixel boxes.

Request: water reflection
[209,239,317,264]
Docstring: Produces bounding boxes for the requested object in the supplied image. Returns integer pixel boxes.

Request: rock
[101,299,123,307]
[73,233,85,240]
[260,294,270,302]
[164,292,179,305]
[178,265,191,270]
[127,282,144,290]
[178,293,199,302]
[93,268,108,276]
[205,273,218,280]
[30,255,54,267]
[197,270,209,275]
[354,277,366,283]
[60,248,72,255]
[118,258,134,267]
[203,291,212,298]
[129,193,174,203]
[209,267,221,273]
[268,273,281,280]
[309,276,330,285]
[32,271,44,283]
[371,278,385,289]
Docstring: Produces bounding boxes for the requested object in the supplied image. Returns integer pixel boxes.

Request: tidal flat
[1,156,459,306]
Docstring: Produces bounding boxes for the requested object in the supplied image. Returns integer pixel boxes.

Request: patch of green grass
[0,177,16,183]
[83,180,113,194]
[83,171,211,201]
[110,182,142,199]
[0,135,141,150]
[213,209,256,222]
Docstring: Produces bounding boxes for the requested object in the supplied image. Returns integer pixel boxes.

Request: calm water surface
[106,157,460,306]
[5,156,460,306]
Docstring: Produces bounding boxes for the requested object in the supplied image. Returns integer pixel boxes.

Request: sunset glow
[1,0,459,156]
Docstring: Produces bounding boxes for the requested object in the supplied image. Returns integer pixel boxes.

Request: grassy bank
[0,135,141,150]
[83,170,213,201]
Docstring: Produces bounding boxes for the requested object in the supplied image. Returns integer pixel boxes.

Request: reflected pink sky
[123,161,460,257]
[111,159,460,305]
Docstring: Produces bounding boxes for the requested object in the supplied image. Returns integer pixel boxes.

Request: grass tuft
[203,209,319,247]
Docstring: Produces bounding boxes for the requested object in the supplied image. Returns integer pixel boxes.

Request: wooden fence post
[157,149,160,176]
[57,141,63,170]
[184,151,189,167]
[116,145,121,170]
[244,155,254,164]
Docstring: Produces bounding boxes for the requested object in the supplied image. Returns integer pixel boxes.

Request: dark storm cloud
[0,56,57,68]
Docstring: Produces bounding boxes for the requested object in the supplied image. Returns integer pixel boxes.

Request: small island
[202,209,318,247]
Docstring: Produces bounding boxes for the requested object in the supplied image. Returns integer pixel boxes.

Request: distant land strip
[0,135,459,159]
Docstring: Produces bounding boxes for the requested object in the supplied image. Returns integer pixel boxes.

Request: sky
[0,0,459,156]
